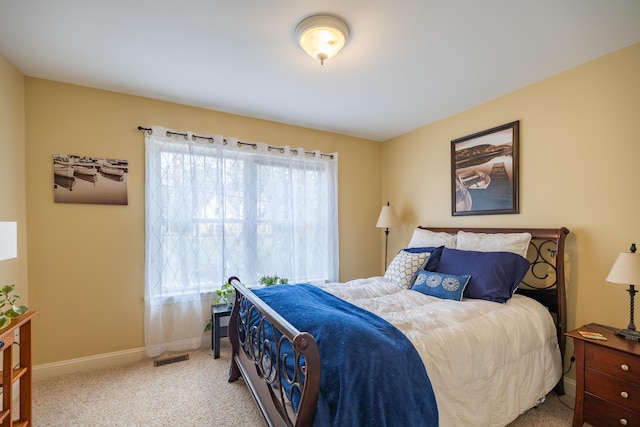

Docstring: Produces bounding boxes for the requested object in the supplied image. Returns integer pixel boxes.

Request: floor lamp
[376,202,401,269]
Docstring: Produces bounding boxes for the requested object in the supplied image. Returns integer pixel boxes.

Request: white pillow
[407,228,457,249]
[383,250,431,289]
[455,231,532,258]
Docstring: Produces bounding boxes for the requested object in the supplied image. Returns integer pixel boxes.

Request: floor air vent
[153,353,190,367]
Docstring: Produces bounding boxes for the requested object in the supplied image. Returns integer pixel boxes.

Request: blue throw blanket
[253,283,438,427]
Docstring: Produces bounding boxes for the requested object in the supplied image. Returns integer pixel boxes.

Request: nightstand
[211,304,232,359]
[567,324,640,427]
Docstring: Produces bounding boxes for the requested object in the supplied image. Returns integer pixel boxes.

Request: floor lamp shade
[376,205,401,229]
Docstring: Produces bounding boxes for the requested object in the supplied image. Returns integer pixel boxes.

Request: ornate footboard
[227,276,320,427]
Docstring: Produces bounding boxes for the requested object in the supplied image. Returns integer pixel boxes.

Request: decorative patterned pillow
[383,250,431,289]
[456,231,532,258]
[412,270,471,301]
[402,246,444,271]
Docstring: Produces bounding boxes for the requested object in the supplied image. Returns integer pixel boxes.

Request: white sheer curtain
[144,126,339,357]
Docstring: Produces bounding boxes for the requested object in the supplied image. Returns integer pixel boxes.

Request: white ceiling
[1,1,639,141]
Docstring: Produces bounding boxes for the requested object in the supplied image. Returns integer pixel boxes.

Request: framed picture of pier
[451,121,519,216]
[53,153,128,205]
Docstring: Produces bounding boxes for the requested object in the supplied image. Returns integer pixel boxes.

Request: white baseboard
[33,347,148,382]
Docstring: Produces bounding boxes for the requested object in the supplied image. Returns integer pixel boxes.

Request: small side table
[211,304,232,359]
[566,323,640,427]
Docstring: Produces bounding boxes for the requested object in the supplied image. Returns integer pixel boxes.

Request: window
[143,127,338,356]
[145,129,339,299]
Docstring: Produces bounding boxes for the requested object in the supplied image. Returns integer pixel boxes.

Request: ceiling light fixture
[294,14,350,66]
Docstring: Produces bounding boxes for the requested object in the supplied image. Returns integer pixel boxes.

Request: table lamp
[376,202,400,268]
[605,243,640,341]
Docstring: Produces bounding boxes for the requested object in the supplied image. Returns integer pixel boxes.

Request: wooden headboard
[418,226,570,394]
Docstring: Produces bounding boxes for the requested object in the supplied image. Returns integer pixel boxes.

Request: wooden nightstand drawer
[586,368,640,412]
[586,344,640,385]
[584,393,640,427]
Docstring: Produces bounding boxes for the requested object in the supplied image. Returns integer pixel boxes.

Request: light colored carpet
[507,394,574,427]
[33,340,575,426]
[33,343,264,426]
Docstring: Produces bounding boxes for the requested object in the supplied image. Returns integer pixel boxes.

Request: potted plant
[214,282,235,305]
[258,275,289,286]
[0,284,28,329]
[204,282,234,332]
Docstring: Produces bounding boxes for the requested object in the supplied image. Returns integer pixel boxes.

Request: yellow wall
[383,42,640,375]
[24,78,381,365]
[0,55,28,305]
[6,42,640,373]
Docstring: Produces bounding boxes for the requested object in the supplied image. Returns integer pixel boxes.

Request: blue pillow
[412,270,470,301]
[435,248,530,303]
[403,246,443,271]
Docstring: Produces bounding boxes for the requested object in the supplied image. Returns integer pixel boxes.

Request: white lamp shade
[606,252,640,285]
[376,206,401,229]
[0,222,17,261]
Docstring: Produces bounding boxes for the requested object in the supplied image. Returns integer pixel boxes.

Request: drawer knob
[621,364,629,371]
[619,419,627,426]
[620,391,629,398]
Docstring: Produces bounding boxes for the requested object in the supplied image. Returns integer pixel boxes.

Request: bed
[226,226,569,427]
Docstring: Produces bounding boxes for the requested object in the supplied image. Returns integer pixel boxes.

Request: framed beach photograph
[53,153,128,205]
[451,121,519,216]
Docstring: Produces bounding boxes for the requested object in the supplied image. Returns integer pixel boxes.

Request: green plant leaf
[0,316,9,329]
[0,285,15,295]
[259,275,289,286]
[4,309,18,319]
[13,305,28,315]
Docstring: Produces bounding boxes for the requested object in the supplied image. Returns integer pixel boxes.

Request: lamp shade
[606,252,640,285]
[0,222,17,261]
[376,206,401,229]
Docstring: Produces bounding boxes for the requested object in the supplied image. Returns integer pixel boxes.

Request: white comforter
[316,277,562,427]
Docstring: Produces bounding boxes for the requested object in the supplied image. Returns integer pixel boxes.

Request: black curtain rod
[137,126,334,159]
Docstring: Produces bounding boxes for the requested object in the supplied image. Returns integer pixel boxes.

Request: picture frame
[53,153,128,205]
[451,121,519,216]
